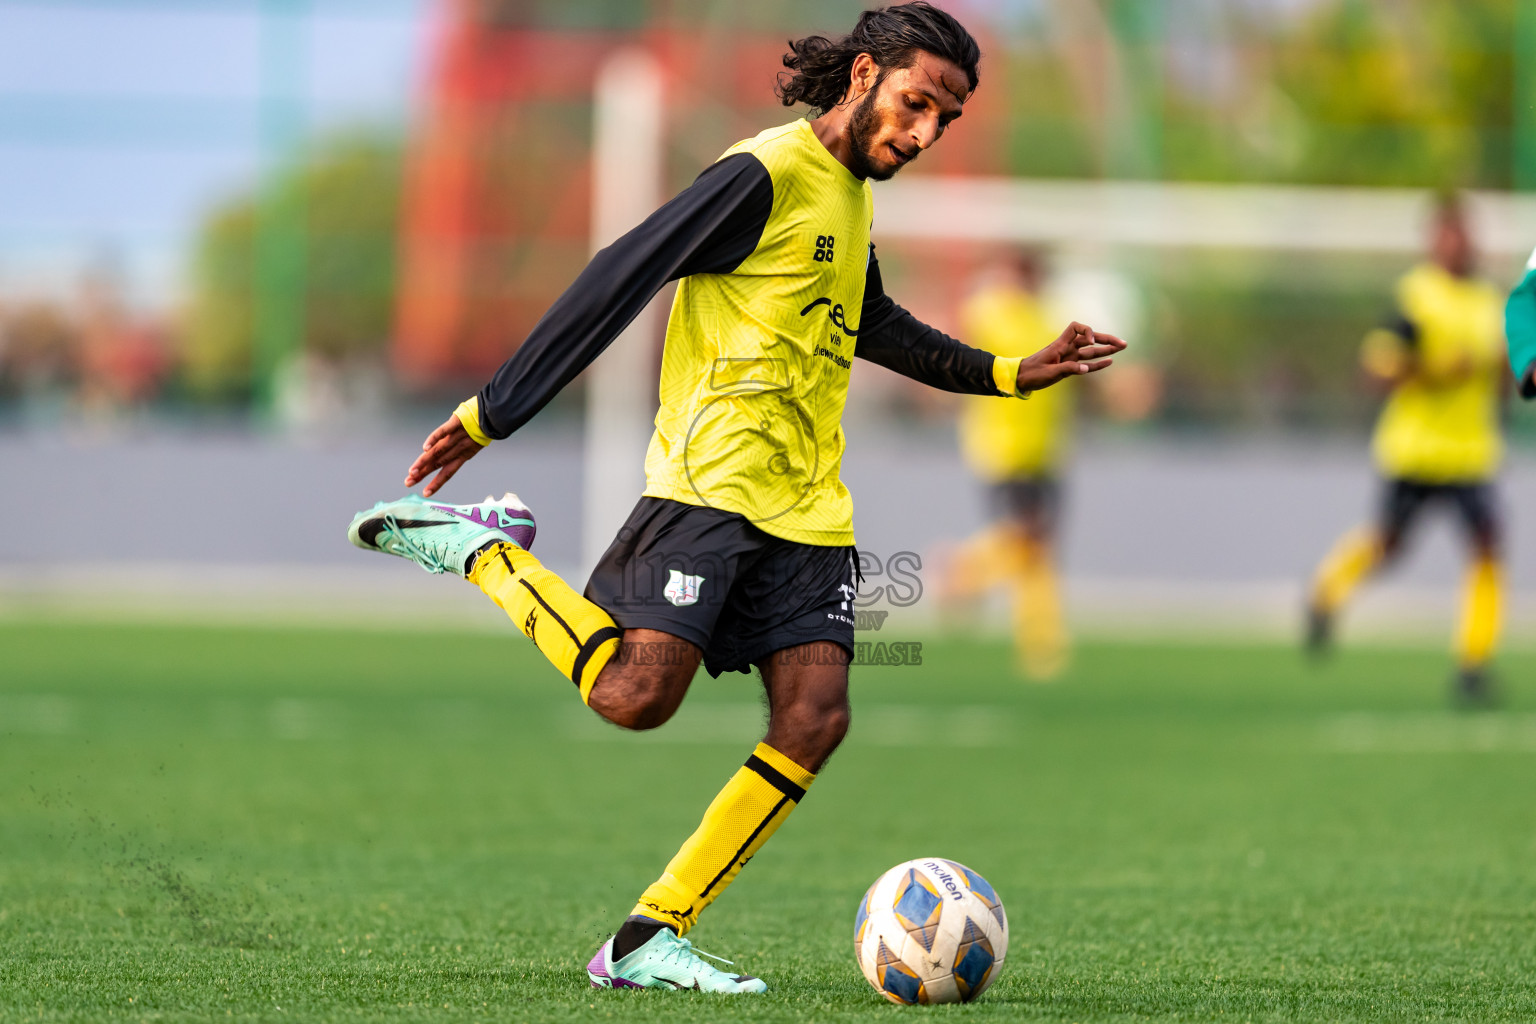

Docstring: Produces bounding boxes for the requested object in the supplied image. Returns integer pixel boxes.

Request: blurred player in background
[1306,194,1507,704]
[939,249,1073,679]
[346,2,1123,995]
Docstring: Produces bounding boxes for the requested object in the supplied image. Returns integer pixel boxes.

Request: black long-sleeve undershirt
[855,253,1000,394]
[474,153,772,439]
[474,151,1007,440]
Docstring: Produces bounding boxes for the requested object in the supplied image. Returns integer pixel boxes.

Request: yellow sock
[467,542,622,702]
[1455,557,1503,668]
[631,742,815,936]
[1013,539,1067,680]
[943,526,1028,599]
[1311,527,1382,612]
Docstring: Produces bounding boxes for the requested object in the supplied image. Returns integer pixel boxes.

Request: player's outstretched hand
[405,414,484,497]
[1016,322,1126,394]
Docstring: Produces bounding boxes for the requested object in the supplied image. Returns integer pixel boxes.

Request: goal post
[583,49,664,570]
[875,177,1536,257]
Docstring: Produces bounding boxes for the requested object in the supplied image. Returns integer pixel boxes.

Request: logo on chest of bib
[799,297,859,337]
[813,234,836,262]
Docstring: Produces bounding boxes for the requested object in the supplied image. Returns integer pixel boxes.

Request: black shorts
[1379,477,1500,549]
[987,476,1061,535]
[584,497,857,677]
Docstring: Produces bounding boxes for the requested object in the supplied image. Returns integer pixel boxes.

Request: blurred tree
[184,132,402,400]
[987,0,1518,188]
[1269,0,1514,188]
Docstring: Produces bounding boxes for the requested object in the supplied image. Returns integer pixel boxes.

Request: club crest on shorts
[663,569,706,607]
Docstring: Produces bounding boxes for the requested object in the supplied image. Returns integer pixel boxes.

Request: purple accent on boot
[587,944,644,990]
[429,504,537,551]
[586,947,610,987]
[502,518,536,551]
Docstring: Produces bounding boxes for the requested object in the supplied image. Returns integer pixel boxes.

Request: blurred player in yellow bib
[1307,195,1508,703]
[941,250,1073,679]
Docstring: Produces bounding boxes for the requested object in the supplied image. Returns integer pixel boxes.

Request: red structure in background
[392,1,613,390]
[393,0,1008,392]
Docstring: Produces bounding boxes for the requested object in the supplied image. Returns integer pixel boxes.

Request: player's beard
[845,82,900,182]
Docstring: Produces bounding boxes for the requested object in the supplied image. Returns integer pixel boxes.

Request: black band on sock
[572,626,623,692]
[744,753,806,803]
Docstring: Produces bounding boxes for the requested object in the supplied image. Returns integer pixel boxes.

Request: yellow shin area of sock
[944,526,1028,598]
[1456,557,1503,668]
[467,542,621,701]
[631,743,816,936]
[1312,527,1383,613]
[1013,539,1066,680]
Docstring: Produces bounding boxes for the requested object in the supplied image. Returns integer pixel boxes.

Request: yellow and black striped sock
[630,742,815,936]
[467,542,622,702]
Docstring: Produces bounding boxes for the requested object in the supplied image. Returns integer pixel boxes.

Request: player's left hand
[405,414,484,497]
[1016,322,1126,394]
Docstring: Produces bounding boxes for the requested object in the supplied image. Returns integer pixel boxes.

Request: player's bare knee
[588,661,691,731]
[623,687,685,731]
[816,702,852,754]
[595,689,678,732]
[772,696,849,762]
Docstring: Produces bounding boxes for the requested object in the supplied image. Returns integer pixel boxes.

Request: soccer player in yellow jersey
[941,250,1073,679]
[1307,195,1507,704]
[348,3,1124,993]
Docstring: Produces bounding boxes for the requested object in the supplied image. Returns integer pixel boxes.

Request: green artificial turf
[3,620,1535,1022]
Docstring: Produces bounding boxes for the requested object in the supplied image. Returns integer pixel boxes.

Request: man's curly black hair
[776,2,980,118]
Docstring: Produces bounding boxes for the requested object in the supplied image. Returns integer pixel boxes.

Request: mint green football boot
[586,930,767,993]
[347,492,536,577]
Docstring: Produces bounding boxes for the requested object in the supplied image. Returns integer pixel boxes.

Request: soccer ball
[853,857,1009,1004]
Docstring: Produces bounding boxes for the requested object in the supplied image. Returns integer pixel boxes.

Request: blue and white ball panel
[936,858,1008,1000]
[853,857,1009,1005]
[952,914,998,1000]
[853,880,874,947]
[938,860,1008,953]
[892,868,944,951]
[948,858,1008,933]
